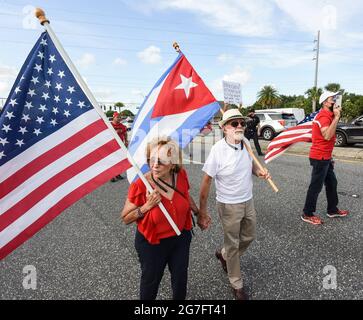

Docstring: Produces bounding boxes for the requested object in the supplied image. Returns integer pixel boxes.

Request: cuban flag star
[127,52,220,182]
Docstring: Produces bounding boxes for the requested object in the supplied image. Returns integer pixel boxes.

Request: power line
[0,38,314,59]
[0,12,312,44]
[0,26,312,50]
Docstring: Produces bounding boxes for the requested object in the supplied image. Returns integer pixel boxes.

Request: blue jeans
[303,158,338,216]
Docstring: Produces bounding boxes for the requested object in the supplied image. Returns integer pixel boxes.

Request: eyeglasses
[228,120,246,128]
[149,157,170,166]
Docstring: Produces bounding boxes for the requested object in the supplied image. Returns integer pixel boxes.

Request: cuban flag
[127,52,220,182]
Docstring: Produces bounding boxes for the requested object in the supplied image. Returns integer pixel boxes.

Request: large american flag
[264,110,319,163]
[0,32,130,260]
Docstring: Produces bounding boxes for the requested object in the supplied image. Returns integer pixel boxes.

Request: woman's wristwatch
[136,207,145,219]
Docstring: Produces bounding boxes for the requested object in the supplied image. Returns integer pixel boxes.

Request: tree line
[106,83,362,122]
[249,83,363,121]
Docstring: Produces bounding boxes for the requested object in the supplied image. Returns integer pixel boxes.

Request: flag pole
[172,43,277,192]
[219,105,279,193]
[35,8,181,235]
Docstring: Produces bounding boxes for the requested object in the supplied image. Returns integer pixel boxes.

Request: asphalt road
[0,154,362,300]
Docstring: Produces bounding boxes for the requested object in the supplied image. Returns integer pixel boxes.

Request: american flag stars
[0,32,93,164]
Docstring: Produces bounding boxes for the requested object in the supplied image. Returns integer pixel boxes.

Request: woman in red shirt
[121,137,199,300]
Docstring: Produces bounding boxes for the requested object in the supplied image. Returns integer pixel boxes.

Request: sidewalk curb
[192,135,363,163]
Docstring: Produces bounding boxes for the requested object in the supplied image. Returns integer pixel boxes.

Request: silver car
[255,111,298,140]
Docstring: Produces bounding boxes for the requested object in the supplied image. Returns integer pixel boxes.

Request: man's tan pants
[217,199,256,289]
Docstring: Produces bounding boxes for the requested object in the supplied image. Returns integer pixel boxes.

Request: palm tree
[257,85,281,109]
[305,87,322,112]
[305,87,323,101]
[114,102,125,113]
[325,83,344,94]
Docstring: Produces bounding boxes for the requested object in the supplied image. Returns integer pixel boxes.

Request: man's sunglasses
[228,120,246,128]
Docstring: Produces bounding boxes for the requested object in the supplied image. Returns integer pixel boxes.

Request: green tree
[257,85,281,109]
[120,109,134,117]
[305,87,323,102]
[114,102,125,112]
[105,110,115,118]
[324,83,344,93]
[239,107,249,116]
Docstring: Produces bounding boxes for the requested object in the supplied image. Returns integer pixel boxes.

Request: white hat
[319,91,340,104]
[219,109,245,128]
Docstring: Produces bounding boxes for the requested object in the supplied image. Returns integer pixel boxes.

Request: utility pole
[312,30,320,112]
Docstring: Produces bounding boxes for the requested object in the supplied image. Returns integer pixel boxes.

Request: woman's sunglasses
[228,120,246,128]
[148,157,170,166]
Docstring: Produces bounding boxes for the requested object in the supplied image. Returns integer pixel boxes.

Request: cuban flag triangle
[127,52,220,182]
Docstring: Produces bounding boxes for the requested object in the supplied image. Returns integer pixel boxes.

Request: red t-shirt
[111,122,127,143]
[309,109,336,160]
[128,169,192,244]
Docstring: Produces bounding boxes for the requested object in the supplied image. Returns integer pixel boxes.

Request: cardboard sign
[223,81,242,105]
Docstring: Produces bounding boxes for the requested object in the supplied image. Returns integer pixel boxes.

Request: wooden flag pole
[219,108,279,193]
[35,8,181,235]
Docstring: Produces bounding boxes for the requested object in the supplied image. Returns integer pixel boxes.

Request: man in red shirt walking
[302,91,349,225]
[111,112,128,182]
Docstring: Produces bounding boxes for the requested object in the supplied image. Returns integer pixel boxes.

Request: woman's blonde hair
[146,136,183,173]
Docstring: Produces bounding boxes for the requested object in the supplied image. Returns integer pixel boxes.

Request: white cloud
[114,57,127,66]
[222,66,251,84]
[77,53,96,68]
[152,0,276,37]
[91,87,116,101]
[131,89,146,98]
[0,65,17,79]
[274,0,363,48]
[211,66,251,100]
[138,46,162,64]
[0,64,17,97]
[217,54,234,63]
[0,82,10,93]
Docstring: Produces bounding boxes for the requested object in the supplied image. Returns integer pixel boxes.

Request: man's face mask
[327,96,338,111]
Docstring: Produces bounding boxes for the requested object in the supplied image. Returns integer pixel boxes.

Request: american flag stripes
[0,32,130,260]
[264,110,320,163]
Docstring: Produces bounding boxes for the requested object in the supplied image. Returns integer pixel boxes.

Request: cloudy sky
[0,0,362,111]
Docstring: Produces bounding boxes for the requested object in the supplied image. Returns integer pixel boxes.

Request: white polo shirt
[202,138,253,204]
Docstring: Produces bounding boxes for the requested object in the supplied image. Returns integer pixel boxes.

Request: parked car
[255,111,298,140]
[335,115,363,147]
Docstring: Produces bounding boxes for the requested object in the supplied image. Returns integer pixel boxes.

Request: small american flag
[264,110,320,163]
[0,32,130,260]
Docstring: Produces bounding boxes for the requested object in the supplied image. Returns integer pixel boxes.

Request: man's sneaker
[327,209,349,218]
[301,214,323,225]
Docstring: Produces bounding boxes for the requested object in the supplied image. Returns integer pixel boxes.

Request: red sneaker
[327,209,349,218]
[301,214,323,225]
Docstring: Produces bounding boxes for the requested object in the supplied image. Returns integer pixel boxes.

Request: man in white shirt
[198,109,271,300]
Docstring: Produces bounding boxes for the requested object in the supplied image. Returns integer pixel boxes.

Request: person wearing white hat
[198,109,271,300]
[301,91,349,225]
